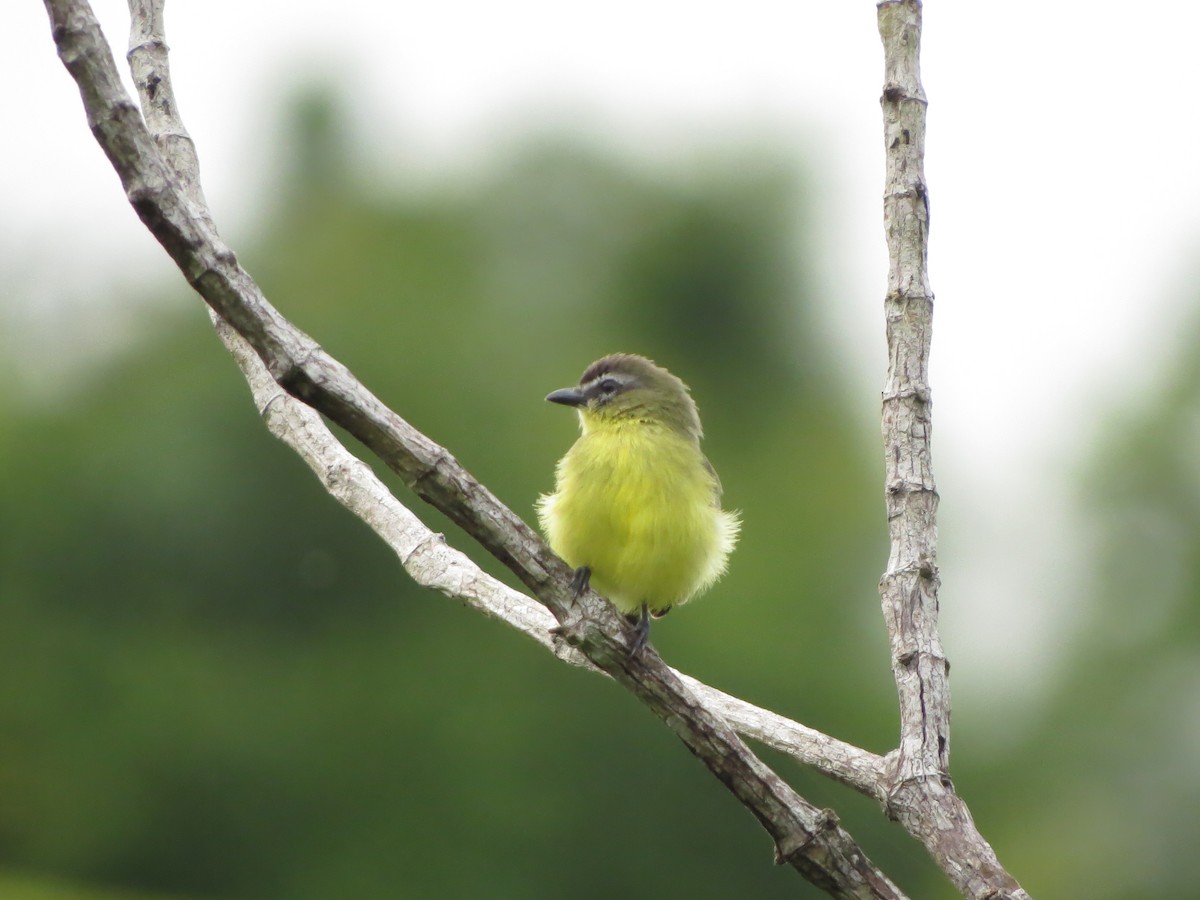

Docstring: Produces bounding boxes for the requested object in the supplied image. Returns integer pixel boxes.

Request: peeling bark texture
[41,0,907,895]
[877,0,947,794]
[876,3,1031,898]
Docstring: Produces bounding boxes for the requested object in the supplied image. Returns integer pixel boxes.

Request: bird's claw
[627,603,651,657]
[569,566,591,600]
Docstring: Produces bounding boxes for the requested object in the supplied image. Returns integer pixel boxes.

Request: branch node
[274,347,325,401]
[882,769,954,820]
[892,644,948,672]
[880,560,939,582]
[257,384,289,421]
[884,479,936,499]
[401,530,446,566]
[772,808,840,865]
[881,384,932,404]
[126,38,167,59]
[411,447,456,495]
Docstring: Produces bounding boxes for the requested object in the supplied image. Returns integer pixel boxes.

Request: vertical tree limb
[875,4,1031,898]
[877,0,947,795]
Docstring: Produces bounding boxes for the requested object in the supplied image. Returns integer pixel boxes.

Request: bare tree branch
[43,0,907,894]
[125,0,888,806]
[210,305,889,800]
[41,0,1037,895]
[875,3,1031,898]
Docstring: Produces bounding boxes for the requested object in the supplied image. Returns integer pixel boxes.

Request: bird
[537,353,740,655]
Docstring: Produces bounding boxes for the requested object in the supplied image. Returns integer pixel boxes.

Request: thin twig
[43,0,904,895]
[875,3,1031,897]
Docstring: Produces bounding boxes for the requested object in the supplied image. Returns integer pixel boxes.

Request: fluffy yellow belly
[538,426,736,615]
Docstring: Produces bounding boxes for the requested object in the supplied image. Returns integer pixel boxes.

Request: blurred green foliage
[0,871,176,900]
[1004,331,1200,900]
[5,87,1197,899]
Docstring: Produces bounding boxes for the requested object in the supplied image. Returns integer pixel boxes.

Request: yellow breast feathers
[539,419,738,615]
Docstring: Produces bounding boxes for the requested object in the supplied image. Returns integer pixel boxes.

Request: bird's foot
[569,566,591,601]
[626,603,652,657]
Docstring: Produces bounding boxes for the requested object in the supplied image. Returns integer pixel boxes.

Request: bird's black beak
[546,387,587,407]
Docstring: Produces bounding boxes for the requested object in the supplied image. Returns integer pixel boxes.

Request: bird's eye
[598,378,620,395]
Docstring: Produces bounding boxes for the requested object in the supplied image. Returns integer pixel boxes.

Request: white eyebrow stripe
[583,372,634,390]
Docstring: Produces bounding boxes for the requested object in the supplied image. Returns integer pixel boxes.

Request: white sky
[6,2,1200,714]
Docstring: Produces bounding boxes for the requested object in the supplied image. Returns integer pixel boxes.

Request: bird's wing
[702,454,724,506]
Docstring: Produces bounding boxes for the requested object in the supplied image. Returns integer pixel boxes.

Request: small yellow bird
[538,353,740,654]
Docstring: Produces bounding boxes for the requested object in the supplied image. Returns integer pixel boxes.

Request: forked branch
[41,0,1032,895]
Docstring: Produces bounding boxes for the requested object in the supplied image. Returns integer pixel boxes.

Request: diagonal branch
[875,3,1031,898]
[215,315,893,801]
[205,272,889,800]
[44,0,904,895]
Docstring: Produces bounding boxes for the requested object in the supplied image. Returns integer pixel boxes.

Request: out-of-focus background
[4,2,1199,898]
